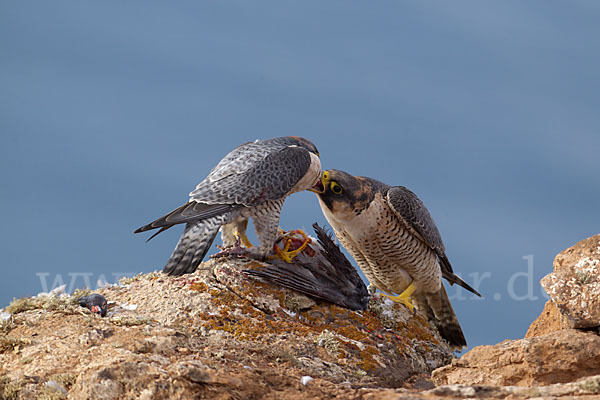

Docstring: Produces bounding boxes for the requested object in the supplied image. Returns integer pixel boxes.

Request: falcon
[313,169,481,348]
[135,136,321,276]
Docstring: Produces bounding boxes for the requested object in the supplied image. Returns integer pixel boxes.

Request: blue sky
[1,1,599,349]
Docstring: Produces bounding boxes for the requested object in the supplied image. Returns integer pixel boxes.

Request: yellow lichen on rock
[0,257,455,399]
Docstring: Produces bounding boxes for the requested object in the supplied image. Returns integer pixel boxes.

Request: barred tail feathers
[417,285,467,350]
[162,216,226,276]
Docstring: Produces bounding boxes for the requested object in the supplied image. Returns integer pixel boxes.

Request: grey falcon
[313,169,481,349]
[135,136,322,276]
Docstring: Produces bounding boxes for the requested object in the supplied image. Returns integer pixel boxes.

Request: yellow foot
[273,229,312,263]
[381,283,416,313]
[235,231,253,248]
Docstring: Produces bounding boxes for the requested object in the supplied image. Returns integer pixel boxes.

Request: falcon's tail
[162,216,225,276]
[416,285,466,350]
[134,202,239,238]
[439,256,482,297]
[442,271,482,297]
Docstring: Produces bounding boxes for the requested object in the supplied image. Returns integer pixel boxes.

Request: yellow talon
[273,230,311,263]
[235,231,253,248]
[381,283,416,313]
[281,237,310,262]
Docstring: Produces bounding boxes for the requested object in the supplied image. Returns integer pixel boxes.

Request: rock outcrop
[527,234,600,339]
[0,258,452,399]
[433,233,600,390]
[2,233,600,399]
[432,329,600,386]
[525,298,570,338]
[540,233,600,329]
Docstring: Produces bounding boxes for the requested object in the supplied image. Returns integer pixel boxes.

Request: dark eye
[330,181,342,194]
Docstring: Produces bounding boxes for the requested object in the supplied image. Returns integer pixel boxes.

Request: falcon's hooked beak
[308,171,328,194]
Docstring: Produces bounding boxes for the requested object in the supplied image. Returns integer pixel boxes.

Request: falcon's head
[286,136,320,157]
[284,137,322,195]
[312,169,379,218]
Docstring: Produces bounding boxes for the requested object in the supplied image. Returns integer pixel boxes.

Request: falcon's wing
[386,186,481,297]
[205,140,263,182]
[134,202,239,233]
[386,186,446,254]
[190,145,312,206]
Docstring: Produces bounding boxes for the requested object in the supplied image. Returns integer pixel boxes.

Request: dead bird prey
[243,223,369,311]
[78,294,108,317]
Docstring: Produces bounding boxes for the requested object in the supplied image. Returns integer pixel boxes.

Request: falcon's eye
[330,181,343,194]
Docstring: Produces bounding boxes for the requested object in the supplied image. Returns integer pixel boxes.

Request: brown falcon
[313,169,481,349]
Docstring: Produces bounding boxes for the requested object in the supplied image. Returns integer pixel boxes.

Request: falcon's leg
[232,218,253,248]
[252,199,284,258]
[221,219,252,248]
[221,223,237,248]
[237,229,253,248]
[211,237,255,259]
[273,229,312,263]
[381,283,416,313]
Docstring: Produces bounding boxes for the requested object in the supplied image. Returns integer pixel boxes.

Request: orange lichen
[333,325,368,342]
[200,263,442,372]
[189,282,208,293]
[359,345,381,371]
[396,316,440,346]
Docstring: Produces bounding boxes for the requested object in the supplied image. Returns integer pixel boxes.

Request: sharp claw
[381,283,416,313]
[235,231,253,248]
[211,238,250,259]
[272,229,312,263]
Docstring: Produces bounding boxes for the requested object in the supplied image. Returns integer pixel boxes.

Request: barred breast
[322,193,442,296]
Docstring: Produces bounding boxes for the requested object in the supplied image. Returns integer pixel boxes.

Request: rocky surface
[0,258,453,399]
[432,328,600,387]
[432,233,600,393]
[540,233,600,329]
[525,298,570,338]
[2,233,600,399]
[527,234,600,340]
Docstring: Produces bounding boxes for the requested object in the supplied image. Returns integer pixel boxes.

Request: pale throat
[290,152,322,194]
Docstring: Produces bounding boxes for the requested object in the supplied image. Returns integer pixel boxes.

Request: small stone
[171,360,213,384]
[45,380,67,395]
[79,329,103,346]
[0,312,11,322]
[120,303,138,311]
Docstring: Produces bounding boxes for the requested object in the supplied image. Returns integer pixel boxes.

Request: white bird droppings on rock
[45,380,67,394]
[301,376,313,386]
[120,303,138,311]
[37,284,67,298]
